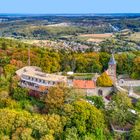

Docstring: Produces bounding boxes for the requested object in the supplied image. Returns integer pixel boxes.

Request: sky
[0,0,140,14]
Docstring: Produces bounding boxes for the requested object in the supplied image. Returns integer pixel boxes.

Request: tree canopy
[96,72,113,87]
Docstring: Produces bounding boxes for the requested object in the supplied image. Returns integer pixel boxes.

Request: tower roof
[108,54,116,65]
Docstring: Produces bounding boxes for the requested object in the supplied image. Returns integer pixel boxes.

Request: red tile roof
[73,80,96,89]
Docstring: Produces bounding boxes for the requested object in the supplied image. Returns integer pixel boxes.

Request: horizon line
[0,13,140,17]
[0,12,140,15]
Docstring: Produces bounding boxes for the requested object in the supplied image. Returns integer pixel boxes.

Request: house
[16,66,67,92]
[72,79,113,97]
[118,79,140,87]
[73,79,96,89]
[72,79,96,96]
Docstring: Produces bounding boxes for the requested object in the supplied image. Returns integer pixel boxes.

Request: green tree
[131,120,140,140]
[1,42,7,50]
[86,96,105,109]
[99,52,110,71]
[131,57,140,79]
[4,64,16,78]
[63,127,79,140]
[12,87,28,101]
[64,100,106,139]
[107,92,133,127]
[134,99,140,112]
[40,134,54,140]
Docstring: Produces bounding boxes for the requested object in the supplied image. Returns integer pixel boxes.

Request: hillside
[0,38,139,139]
[0,14,140,140]
[0,38,139,79]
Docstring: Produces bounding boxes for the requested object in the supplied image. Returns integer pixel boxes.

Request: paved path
[115,84,140,99]
[115,85,128,93]
[129,93,140,99]
[110,124,130,133]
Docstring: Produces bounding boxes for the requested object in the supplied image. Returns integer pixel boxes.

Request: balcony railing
[20,82,48,92]
[21,77,54,87]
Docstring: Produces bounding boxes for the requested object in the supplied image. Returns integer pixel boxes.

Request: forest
[0,35,139,139]
[0,38,139,79]
[0,38,139,139]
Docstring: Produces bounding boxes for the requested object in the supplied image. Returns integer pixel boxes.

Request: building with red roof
[73,80,96,89]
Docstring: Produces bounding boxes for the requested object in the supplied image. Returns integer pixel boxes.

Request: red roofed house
[72,78,114,97]
[73,80,96,96]
[73,80,96,89]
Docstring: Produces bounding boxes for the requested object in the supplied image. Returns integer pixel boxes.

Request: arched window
[98,89,103,96]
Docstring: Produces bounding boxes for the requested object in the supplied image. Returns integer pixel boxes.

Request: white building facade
[16,66,67,92]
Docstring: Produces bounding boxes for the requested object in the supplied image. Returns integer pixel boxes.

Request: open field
[47,22,70,27]
[80,33,113,38]
[23,40,52,45]
[128,32,140,41]
[78,33,113,43]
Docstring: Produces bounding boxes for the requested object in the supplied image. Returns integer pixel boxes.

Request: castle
[16,55,117,96]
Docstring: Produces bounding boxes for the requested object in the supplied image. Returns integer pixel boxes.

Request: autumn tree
[0,108,64,140]
[131,56,140,79]
[96,72,113,87]
[45,84,85,112]
[12,127,34,140]
[45,84,65,112]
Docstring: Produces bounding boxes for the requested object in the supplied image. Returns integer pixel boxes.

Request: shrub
[12,87,28,101]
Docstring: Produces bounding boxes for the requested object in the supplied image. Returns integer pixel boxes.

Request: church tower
[107,54,117,83]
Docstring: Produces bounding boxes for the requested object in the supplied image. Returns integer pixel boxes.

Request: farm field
[23,39,52,45]
[78,33,113,43]
[128,32,140,41]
